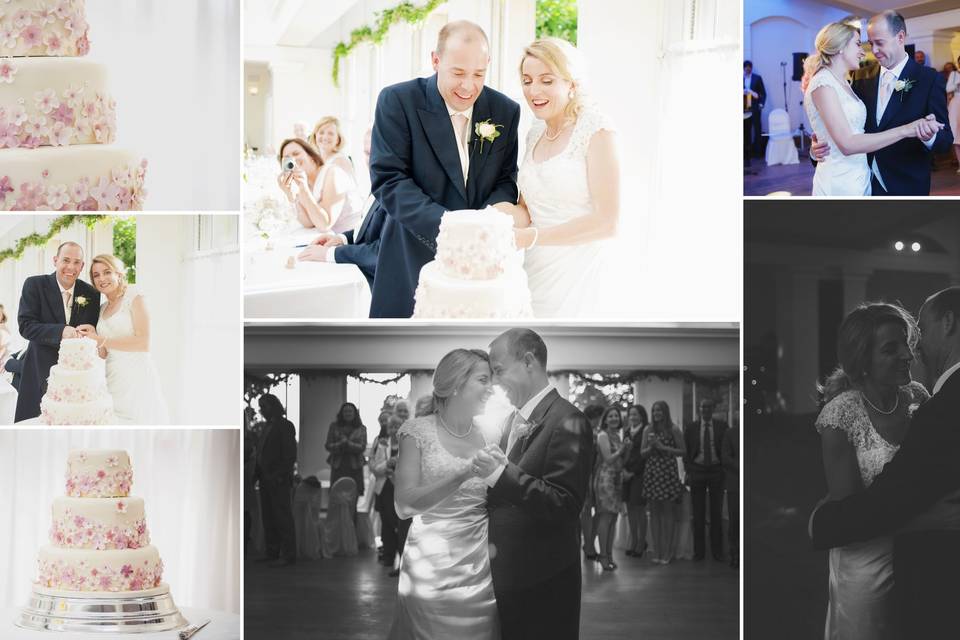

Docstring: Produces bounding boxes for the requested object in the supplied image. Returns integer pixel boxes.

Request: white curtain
[86,0,241,210]
[0,430,241,614]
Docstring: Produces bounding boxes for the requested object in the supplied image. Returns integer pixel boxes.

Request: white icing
[41,345,115,425]
[413,260,533,319]
[435,209,516,280]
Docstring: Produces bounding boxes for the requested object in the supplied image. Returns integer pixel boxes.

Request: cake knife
[178,618,211,639]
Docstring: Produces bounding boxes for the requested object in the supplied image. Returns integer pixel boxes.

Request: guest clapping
[593,406,632,571]
[641,401,685,565]
[622,405,649,558]
[325,402,368,501]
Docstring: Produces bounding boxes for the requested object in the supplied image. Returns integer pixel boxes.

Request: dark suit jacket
[368,74,520,318]
[16,274,100,422]
[488,389,594,591]
[683,419,729,477]
[746,73,766,113]
[255,417,298,485]
[852,57,953,195]
[334,198,384,289]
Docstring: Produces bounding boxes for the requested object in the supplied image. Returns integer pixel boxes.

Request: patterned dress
[593,430,624,514]
[642,428,683,502]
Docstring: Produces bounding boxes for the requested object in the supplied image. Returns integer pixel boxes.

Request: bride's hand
[76,325,97,338]
[902,115,944,139]
[491,202,531,229]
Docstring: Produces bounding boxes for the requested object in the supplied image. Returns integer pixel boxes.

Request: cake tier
[413,260,533,319]
[0,0,89,57]
[45,363,109,404]
[50,496,149,550]
[0,145,147,210]
[54,337,100,371]
[435,209,516,280]
[0,57,116,149]
[36,545,163,593]
[41,395,114,425]
[65,450,132,498]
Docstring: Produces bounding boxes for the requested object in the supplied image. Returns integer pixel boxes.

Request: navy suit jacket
[333,197,385,289]
[368,74,520,318]
[16,274,100,422]
[853,58,953,195]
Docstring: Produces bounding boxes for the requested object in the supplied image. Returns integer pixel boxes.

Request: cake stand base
[15,584,188,633]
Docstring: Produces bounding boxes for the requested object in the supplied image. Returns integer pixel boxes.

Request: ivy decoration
[332,0,444,87]
[0,214,108,265]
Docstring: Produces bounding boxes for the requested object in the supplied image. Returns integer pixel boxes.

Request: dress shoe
[625,550,636,557]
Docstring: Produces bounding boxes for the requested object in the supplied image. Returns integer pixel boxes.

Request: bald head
[917,286,960,386]
[436,20,489,57]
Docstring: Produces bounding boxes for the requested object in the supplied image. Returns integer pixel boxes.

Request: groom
[810,286,960,638]
[367,20,520,318]
[811,11,953,195]
[15,242,100,422]
[478,328,594,640]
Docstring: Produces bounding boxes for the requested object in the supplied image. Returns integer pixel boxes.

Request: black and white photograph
[244,323,739,639]
[745,202,960,639]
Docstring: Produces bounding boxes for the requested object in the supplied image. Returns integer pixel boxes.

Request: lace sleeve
[121,285,143,312]
[524,120,544,157]
[815,391,867,448]
[569,106,616,157]
[397,416,432,450]
[805,70,836,99]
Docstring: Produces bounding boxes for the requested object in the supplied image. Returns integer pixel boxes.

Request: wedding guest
[684,398,729,561]
[622,404,649,558]
[580,403,605,559]
[593,406,631,570]
[743,60,766,157]
[0,305,12,365]
[943,61,957,89]
[293,121,309,141]
[914,49,926,67]
[277,137,359,234]
[394,399,411,424]
[244,415,258,551]
[373,415,409,577]
[325,402,369,505]
[255,393,298,567]
[948,57,960,172]
[642,400,686,564]
[308,116,363,228]
[721,422,739,569]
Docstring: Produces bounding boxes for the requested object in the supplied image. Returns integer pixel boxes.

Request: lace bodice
[804,69,867,162]
[97,285,142,344]
[816,381,929,487]
[517,106,615,228]
[397,415,489,510]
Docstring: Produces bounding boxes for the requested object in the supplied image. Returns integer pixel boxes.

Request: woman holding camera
[276,137,361,234]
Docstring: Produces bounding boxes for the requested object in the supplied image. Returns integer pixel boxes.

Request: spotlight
[911,242,921,252]
[894,241,904,251]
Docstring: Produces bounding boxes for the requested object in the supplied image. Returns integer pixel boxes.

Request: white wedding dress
[97,285,170,425]
[804,68,871,196]
[518,106,615,318]
[815,381,929,640]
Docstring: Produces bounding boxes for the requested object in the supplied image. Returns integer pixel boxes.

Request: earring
[568,90,575,99]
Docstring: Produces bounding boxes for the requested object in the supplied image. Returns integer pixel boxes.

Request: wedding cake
[0,0,147,211]
[36,449,164,593]
[413,209,533,318]
[40,337,115,425]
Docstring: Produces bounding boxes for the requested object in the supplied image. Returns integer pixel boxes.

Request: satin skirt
[824,536,898,640]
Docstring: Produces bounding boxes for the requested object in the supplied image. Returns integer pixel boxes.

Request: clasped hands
[810,114,945,160]
[464,444,508,480]
[63,324,98,340]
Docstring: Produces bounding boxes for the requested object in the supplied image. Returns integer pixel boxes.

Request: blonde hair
[802,18,862,91]
[89,254,128,297]
[430,349,490,414]
[311,116,345,155]
[520,37,588,120]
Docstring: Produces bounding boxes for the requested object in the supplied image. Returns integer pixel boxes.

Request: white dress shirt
[933,360,960,396]
[325,194,377,263]
[483,384,554,487]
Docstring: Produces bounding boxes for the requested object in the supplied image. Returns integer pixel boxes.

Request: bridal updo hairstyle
[801,16,862,92]
[89,254,128,298]
[520,37,588,120]
[427,349,490,415]
[310,116,346,155]
[820,302,918,404]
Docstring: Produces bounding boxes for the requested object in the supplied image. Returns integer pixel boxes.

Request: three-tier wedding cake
[40,337,115,425]
[36,449,164,592]
[413,209,533,318]
[0,0,147,211]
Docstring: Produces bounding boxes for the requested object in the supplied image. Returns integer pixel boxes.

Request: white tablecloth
[5,606,240,639]
[244,228,370,319]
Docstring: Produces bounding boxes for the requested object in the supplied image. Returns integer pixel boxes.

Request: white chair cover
[764,108,799,166]
[322,477,359,558]
[292,482,323,559]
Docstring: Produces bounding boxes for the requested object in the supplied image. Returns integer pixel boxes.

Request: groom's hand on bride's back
[810,134,830,162]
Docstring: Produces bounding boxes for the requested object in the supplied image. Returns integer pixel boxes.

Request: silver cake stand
[15,584,188,633]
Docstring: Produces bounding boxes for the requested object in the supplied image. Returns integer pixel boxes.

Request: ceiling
[244,0,357,49]
[830,0,960,18]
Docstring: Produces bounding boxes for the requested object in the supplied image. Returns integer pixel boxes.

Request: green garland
[332,0,444,87]
[0,215,108,265]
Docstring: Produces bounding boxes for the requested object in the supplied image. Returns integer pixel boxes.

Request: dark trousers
[377,479,411,565]
[259,474,296,561]
[727,489,738,558]
[689,466,725,558]
[745,107,762,155]
[894,531,960,639]
[495,561,581,640]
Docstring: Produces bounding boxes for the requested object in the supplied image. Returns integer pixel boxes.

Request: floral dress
[642,428,683,502]
[593,430,624,513]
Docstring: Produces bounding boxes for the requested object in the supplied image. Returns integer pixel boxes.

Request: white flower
[476,122,497,138]
[894,80,906,91]
[46,184,70,209]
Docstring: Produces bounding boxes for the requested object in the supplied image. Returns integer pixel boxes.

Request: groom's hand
[76,324,97,337]
[297,245,329,262]
[473,449,502,478]
[61,326,79,340]
[810,134,830,161]
[312,233,345,248]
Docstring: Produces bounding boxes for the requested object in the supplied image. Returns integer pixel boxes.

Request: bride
[78,254,169,425]
[388,348,500,639]
[802,18,942,196]
[815,302,928,639]
[494,38,619,319]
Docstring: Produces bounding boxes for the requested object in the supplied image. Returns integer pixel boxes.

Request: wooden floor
[743,154,960,197]
[244,545,740,639]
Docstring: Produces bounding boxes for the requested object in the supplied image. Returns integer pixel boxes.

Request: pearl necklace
[543,121,572,141]
[861,390,899,416]
[438,411,474,439]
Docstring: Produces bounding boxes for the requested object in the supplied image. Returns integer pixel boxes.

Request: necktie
[703,423,713,466]
[452,112,469,149]
[62,291,72,324]
[878,71,895,122]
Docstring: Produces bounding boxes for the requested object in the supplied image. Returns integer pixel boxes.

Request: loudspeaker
[792,53,807,81]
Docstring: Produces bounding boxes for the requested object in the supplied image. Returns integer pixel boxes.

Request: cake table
[6,606,240,639]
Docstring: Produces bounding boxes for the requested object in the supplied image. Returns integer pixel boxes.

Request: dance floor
[743,155,960,197]
[244,544,740,639]
[746,413,828,640]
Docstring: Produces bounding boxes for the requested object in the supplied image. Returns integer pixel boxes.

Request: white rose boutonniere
[474,119,503,153]
[75,296,88,308]
[894,79,915,101]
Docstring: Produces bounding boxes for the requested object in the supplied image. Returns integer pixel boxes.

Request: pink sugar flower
[121,564,133,578]
[20,25,42,48]
[0,59,16,84]
[97,469,105,479]
[35,88,59,114]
